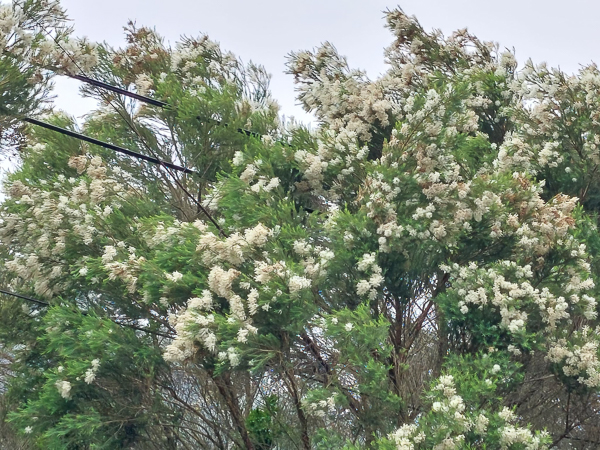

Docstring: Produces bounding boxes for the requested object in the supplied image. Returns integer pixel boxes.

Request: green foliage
[2,2,600,449]
[7,307,170,449]
[246,395,279,450]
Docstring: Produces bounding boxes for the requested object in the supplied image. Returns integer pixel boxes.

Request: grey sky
[44,0,600,123]
[2,1,599,192]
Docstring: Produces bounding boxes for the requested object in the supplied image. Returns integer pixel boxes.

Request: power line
[67,72,264,139]
[69,73,168,108]
[25,22,229,237]
[23,117,197,175]
[3,50,265,141]
[0,288,49,306]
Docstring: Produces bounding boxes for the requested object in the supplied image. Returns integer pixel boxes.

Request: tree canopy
[1,1,600,448]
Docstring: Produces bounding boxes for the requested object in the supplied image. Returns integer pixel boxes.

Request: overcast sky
[3,1,600,190]
[45,0,600,124]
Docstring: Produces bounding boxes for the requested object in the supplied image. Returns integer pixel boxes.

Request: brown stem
[301,331,330,384]
[282,366,311,450]
[299,332,361,415]
[281,332,310,450]
[211,373,254,450]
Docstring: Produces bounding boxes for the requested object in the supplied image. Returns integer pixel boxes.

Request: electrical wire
[29,21,228,236]
[0,288,49,306]
[69,72,264,139]
[23,117,197,174]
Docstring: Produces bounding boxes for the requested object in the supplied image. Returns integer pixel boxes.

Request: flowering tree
[1,1,600,448]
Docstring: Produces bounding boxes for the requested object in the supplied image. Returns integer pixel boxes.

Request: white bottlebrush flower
[134,73,153,96]
[227,347,240,367]
[232,151,244,166]
[288,275,311,293]
[244,223,271,247]
[498,406,516,422]
[237,328,249,343]
[84,368,96,384]
[208,266,240,299]
[101,245,117,264]
[247,289,259,316]
[356,280,371,296]
[474,413,489,434]
[263,177,280,192]
[357,253,377,272]
[55,380,72,399]
[166,271,183,282]
[84,359,100,384]
[188,290,213,310]
[293,239,311,255]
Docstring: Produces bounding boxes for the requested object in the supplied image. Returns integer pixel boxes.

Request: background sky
[52,0,600,125]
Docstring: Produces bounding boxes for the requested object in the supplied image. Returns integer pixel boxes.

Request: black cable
[66,72,263,139]
[70,73,168,108]
[23,19,228,237]
[23,117,197,175]
[4,46,280,144]
[0,288,49,306]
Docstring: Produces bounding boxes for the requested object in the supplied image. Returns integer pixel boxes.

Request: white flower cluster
[431,375,470,435]
[1,156,127,298]
[250,176,280,194]
[146,220,189,248]
[207,266,240,300]
[55,380,72,399]
[163,303,217,363]
[388,424,425,450]
[547,327,600,388]
[100,243,145,293]
[389,375,549,449]
[165,271,183,283]
[537,141,563,167]
[84,359,100,384]
[163,221,282,363]
[253,260,287,285]
[134,73,153,96]
[294,150,327,192]
[498,406,549,449]
[495,135,535,174]
[170,34,237,82]
[218,347,241,367]
[303,395,336,418]
[514,62,600,174]
[362,172,404,239]
[288,43,393,142]
[356,253,384,300]
[197,223,273,266]
[188,290,214,311]
[288,275,312,294]
[442,259,596,336]
[292,239,335,278]
[1,3,97,75]
[238,159,282,195]
[50,37,98,74]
